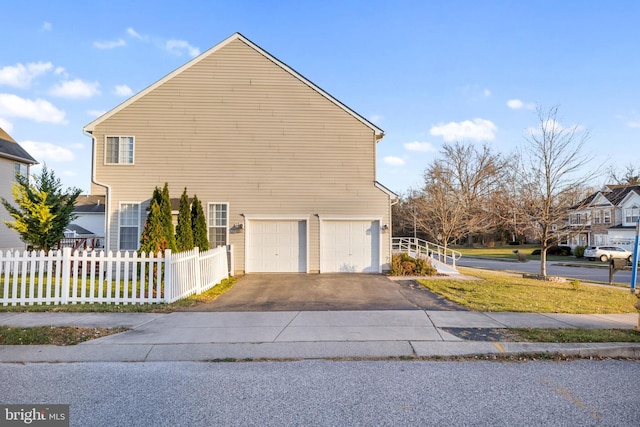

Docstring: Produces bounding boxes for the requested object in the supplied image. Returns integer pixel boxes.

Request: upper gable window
[105,136,134,164]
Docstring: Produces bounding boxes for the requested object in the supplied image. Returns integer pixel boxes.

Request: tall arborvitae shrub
[160,183,177,251]
[175,188,194,252]
[140,199,168,255]
[191,194,209,251]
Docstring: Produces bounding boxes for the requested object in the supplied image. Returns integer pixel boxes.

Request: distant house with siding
[83,33,396,274]
[567,184,640,249]
[0,128,38,250]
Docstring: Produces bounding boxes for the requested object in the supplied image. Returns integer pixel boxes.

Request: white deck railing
[392,237,462,269]
[0,245,233,306]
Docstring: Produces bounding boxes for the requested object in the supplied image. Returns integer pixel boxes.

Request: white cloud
[61,170,77,177]
[21,141,75,162]
[628,120,640,129]
[369,114,382,124]
[93,38,126,49]
[0,93,66,124]
[430,118,497,142]
[527,119,585,136]
[0,117,13,132]
[50,79,100,98]
[384,156,405,166]
[0,62,53,88]
[165,39,200,58]
[115,84,133,97]
[404,141,436,152]
[41,22,52,31]
[127,27,144,40]
[507,99,535,110]
[484,88,491,97]
[87,109,106,117]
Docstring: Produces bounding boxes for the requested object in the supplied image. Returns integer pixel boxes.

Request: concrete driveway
[184,273,468,312]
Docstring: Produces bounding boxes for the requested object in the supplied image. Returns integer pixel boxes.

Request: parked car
[584,246,633,262]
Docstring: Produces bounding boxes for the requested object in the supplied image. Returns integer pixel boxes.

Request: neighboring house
[64,194,106,249]
[70,195,106,237]
[567,185,640,250]
[83,33,397,274]
[0,127,38,251]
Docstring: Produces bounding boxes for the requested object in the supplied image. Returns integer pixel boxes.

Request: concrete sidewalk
[1,310,639,362]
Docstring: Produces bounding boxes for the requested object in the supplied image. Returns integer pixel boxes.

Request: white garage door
[246,220,307,272]
[322,220,380,273]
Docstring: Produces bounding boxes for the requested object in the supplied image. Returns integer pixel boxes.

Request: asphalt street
[1,360,638,426]
[457,257,635,286]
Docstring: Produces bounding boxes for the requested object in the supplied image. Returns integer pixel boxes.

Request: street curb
[1,341,639,363]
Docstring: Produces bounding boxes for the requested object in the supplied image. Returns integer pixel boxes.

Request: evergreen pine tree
[191,194,209,251]
[175,188,194,251]
[1,165,81,251]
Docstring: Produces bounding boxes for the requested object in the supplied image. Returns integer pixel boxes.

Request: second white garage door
[321,220,380,273]
[246,220,307,273]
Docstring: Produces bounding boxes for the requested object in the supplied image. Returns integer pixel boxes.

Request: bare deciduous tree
[608,163,640,185]
[516,106,600,277]
[427,142,511,246]
[394,143,510,249]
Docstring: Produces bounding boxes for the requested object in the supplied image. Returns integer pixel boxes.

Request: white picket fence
[0,246,233,306]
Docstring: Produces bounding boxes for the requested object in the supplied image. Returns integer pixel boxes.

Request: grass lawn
[0,277,237,313]
[511,328,640,343]
[0,326,127,345]
[453,245,575,262]
[418,268,637,314]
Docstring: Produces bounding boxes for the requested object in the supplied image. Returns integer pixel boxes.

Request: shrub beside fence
[0,246,233,306]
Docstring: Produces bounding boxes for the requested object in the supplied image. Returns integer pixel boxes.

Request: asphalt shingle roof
[0,136,37,164]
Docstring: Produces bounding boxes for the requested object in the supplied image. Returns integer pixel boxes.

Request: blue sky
[1,1,638,195]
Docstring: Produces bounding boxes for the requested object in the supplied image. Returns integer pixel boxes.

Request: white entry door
[321,220,380,273]
[247,220,307,272]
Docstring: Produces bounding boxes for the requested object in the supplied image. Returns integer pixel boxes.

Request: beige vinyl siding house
[84,33,396,274]
[0,128,38,250]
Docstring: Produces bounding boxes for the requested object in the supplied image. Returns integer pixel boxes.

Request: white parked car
[584,246,633,262]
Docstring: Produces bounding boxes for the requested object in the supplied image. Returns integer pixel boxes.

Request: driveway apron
[183,273,468,312]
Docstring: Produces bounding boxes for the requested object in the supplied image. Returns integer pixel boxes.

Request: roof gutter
[84,130,111,251]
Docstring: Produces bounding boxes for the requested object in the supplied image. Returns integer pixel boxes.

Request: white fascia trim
[618,190,640,207]
[243,214,310,220]
[374,181,399,200]
[317,214,383,221]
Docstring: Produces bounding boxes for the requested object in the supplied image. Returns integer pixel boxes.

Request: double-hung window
[625,207,640,224]
[13,162,27,179]
[106,136,134,164]
[208,203,228,248]
[119,203,140,250]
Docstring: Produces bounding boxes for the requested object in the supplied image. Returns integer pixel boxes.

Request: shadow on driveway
[183,274,469,312]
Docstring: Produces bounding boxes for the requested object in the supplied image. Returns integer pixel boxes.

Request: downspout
[84,130,111,251]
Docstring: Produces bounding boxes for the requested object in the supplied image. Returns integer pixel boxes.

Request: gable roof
[84,33,384,139]
[618,187,640,207]
[73,194,106,213]
[0,127,38,164]
[571,185,640,209]
[65,224,96,236]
